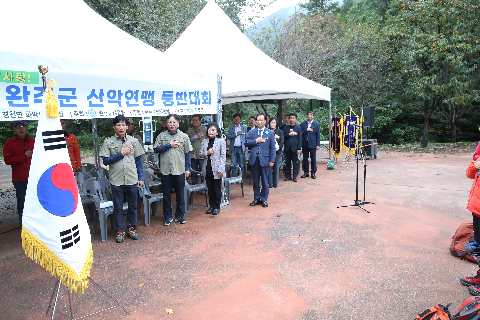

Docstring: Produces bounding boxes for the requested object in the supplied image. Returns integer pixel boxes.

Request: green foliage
[299,0,337,14]
[385,0,480,145]
[74,0,480,147]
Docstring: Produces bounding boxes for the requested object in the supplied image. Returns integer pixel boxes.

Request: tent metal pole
[216,74,223,132]
[91,118,99,168]
[328,101,332,160]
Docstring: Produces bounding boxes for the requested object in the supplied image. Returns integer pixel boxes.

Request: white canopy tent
[164,1,332,158]
[0,0,220,120]
[164,1,331,105]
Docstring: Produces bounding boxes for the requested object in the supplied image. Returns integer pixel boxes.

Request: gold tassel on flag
[22,228,93,294]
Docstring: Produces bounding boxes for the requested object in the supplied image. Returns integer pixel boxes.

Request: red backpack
[450,222,479,263]
[453,297,480,320]
[414,304,452,320]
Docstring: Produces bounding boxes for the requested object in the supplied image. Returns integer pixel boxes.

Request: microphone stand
[337,123,375,213]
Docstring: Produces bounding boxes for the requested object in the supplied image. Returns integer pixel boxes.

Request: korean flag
[21,106,92,294]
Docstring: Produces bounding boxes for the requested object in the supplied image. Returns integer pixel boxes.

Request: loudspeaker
[362,139,377,159]
[363,107,375,128]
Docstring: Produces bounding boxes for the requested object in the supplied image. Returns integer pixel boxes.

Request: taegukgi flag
[21,89,92,294]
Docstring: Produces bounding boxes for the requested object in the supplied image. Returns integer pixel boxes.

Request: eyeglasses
[14,124,27,128]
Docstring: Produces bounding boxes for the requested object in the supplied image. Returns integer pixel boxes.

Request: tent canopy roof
[1,0,164,71]
[165,1,331,104]
[0,0,215,89]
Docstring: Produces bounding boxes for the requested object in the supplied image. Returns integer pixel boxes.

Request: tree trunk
[421,100,431,147]
[450,121,457,143]
[276,101,283,124]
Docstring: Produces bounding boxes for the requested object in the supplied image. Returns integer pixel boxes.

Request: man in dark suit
[245,114,276,207]
[300,111,321,179]
[283,113,302,182]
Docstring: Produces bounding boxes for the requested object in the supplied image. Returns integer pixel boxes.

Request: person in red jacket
[460,155,480,295]
[473,142,480,161]
[60,119,81,172]
[3,120,35,222]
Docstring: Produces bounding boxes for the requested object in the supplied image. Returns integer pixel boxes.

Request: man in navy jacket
[300,111,321,179]
[245,114,276,207]
[283,113,302,182]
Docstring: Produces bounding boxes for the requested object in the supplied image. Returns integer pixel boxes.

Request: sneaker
[164,218,173,226]
[127,227,139,240]
[175,217,187,224]
[116,229,125,243]
[469,285,480,296]
[461,269,480,286]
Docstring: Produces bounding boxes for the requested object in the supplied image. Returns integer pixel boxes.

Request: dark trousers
[268,153,281,186]
[302,147,317,173]
[205,175,222,209]
[13,181,28,221]
[191,158,204,184]
[252,157,270,201]
[474,214,480,244]
[285,150,299,179]
[161,174,185,220]
[111,184,138,230]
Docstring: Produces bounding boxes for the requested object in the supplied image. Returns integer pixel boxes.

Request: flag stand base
[46,276,129,319]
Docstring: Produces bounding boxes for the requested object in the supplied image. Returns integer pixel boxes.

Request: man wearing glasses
[3,120,35,222]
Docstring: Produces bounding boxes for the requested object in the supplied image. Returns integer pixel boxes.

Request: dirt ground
[1,146,479,319]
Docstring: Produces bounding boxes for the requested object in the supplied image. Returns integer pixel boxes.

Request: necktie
[259,129,263,137]
[121,137,125,144]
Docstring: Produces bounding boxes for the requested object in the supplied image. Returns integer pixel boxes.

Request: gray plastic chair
[75,172,96,225]
[224,163,244,202]
[80,163,95,176]
[184,169,208,213]
[140,176,163,226]
[84,177,127,242]
[89,167,109,180]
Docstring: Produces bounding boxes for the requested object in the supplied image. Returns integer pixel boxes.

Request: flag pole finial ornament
[21,71,92,294]
[38,62,48,91]
[38,63,59,118]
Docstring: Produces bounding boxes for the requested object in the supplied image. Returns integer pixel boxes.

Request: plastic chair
[75,172,96,224]
[140,176,164,226]
[80,163,95,176]
[144,170,162,191]
[84,177,128,242]
[89,167,109,180]
[224,163,244,202]
[184,169,208,213]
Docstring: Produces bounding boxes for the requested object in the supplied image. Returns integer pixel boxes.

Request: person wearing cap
[60,119,81,172]
[3,120,35,222]
[187,114,207,185]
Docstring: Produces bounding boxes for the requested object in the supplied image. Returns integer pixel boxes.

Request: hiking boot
[116,229,125,243]
[468,285,480,296]
[461,269,480,286]
[127,227,139,240]
[175,217,186,224]
[164,218,173,226]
